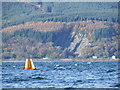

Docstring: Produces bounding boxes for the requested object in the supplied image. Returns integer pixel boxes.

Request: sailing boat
[23,59,36,70]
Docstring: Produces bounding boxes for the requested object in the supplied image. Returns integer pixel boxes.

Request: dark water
[2,61,119,88]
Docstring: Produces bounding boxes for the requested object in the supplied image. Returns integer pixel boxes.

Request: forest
[1,2,119,60]
[2,2,118,28]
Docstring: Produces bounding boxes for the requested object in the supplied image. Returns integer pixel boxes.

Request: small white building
[43,57,49,60]
[92,56,97,59]
[112,55,116,60]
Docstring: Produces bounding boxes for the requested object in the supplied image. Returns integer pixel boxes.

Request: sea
[2,61,120,88]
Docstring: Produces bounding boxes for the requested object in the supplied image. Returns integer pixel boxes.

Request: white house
[112,55,116,60]
[43,57,49,60]
[92,56,97,59]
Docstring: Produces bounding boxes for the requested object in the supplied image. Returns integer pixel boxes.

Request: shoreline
[1,58,119,62]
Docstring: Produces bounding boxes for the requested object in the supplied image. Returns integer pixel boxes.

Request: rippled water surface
[2,61,119,88]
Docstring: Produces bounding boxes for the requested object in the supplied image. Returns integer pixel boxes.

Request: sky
[0,0,120,2]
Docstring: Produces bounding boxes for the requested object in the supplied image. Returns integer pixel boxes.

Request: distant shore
[1,58,119,62]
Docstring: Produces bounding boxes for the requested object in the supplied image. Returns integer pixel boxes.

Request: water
[2,61,119,88]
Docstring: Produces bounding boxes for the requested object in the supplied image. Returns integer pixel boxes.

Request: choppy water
[2,61,119,88]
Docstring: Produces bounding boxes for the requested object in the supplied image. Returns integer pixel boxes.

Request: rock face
[68,30,88,57]
[75,36,89,57]
[1,21,119,59]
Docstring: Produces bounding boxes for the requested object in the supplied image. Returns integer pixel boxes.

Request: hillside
[1,2,119,60]
[2,2,118,28]
[1,20,119,59]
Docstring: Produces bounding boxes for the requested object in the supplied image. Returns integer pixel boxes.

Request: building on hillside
[112,55,116,60]
[92,56,97,59]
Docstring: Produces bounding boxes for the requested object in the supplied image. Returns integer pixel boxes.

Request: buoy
[23,59,36,70]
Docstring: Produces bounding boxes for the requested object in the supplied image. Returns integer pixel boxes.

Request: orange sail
[23,59,36,70]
